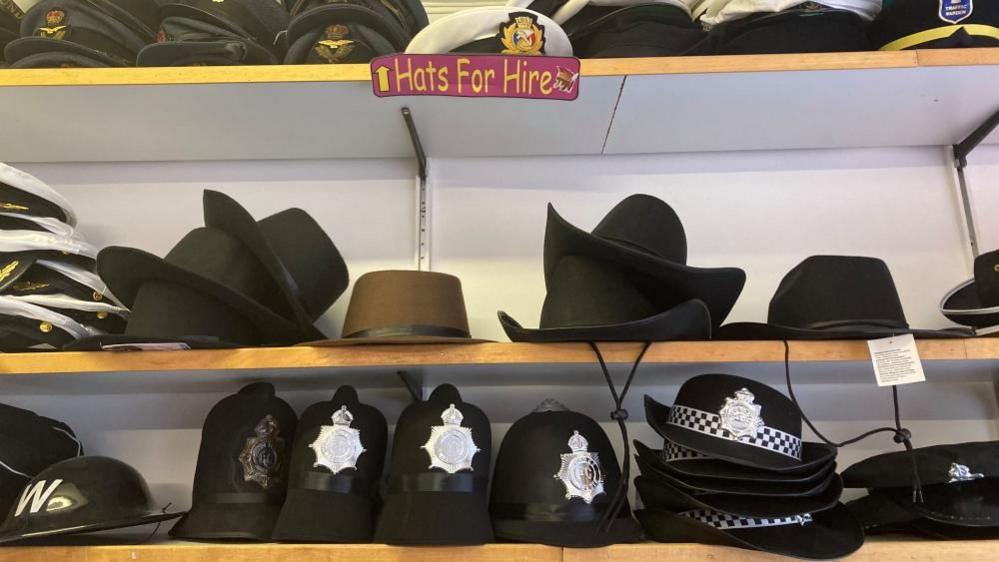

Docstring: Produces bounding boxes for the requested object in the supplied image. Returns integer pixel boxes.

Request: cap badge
[501,12,544,56]
[719,388,764,440]
[0,260,18,283]
[554,431,605,503]
[315,25,355,64]
[939,0,972,24]
[12,280,48,292]
[239,415,284,489]
[309,405,365,474]
[948,462,984,483]
[421,403,479,473]
[39,9,68,39]
[0,202,29,211]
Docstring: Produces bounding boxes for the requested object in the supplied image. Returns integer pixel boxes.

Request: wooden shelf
[0,48,995,162]
[0,540,995,562]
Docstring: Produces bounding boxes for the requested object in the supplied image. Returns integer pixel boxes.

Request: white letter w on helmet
[15,479,63,517]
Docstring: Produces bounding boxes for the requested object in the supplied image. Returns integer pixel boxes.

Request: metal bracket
[402,107,431,271]
[952,106,999,257]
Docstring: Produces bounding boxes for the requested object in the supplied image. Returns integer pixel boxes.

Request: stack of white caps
[688,0,881,27]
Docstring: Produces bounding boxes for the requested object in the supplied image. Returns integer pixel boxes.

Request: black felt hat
[0,456,182,544]
[0,403,81,517]
[842,441,999,527]
[170,383,297,541]
[851,490,999,539]
[283,0,425,64]
[716,255,971,340]
[273,386,387,543]
[157,0,290,59]
[374,384,493,545]
[569,4,703,57]
[871,0,999,50]
[940,249,999,328]
[499,255,713,343]
[687,6,870,55]
[636,503,864,560]
[138,16,278,65]
[0,163,77,226]
[490,399,643,547]
[645,375,836,472]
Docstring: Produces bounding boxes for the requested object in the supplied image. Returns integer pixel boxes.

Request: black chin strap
[589,341,651,533]
[782,340,923,503]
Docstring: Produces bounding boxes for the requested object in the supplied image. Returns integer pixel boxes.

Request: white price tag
[867,334,925,387]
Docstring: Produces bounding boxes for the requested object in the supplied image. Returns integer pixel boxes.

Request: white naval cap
[8,293,128,335]
[508,0,689,25]
[33,259,125,307]
[692,0,881,27]
[0,295,93,343]
[406,6,573,56]
[0,230,97,261]
[0,163,77,227]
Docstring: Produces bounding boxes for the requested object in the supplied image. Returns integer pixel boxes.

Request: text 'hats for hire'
[170,383,296,541]
[406,7,572,56]
[273,386,388,542]
[374,384,493,545]
[490,399,642,547]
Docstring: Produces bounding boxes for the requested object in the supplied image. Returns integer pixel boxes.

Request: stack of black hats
[498,194,745,342]
[4,0,159,67]
[0,163,129,351]
[72,189,348,349]
[636,374,864,560]
[283,0,428,64]
[844,441,999,540]
[138,0,290,66]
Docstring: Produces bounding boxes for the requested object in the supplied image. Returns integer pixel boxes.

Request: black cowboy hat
[687,6,869,55]
[0,456,181,544]
[716,255,970,340]
[170,383,297,541]
[636,503,863,560]
[644,396,836,479]
[490,399,643,547]
[273,386,387,543]
[541,195,745,328]
[498,255,712,342]
[871,0,999,50]
[634,441,836,496]
[940,249,999,328]
[0,403,80,517]
[644,375,837,472]
[374,384,493,545]
[0,163,76,226]
[569,3,703,57]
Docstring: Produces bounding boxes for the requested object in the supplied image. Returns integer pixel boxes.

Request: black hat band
[880,23,999,51]
[491,501,605,523]
[682,509,814,530]
[344,324,470,339]
[667,405,803,460]
[388,473,486,494]
[294,471,370,497]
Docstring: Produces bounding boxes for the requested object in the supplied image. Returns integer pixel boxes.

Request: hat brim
[940,279,999,328]
[272,488,376,543]
[635,503,864,561]
[492,515,643,547]
[0,511,183,544]
[303,336,493,346]
[98,247,307,345]
[4,37,127,67]
[137,40,277,66]
[497,298,711,343]
[544,204,745,328]
[881,479,999,527]
[169,501,280,541]
[63,334,241,351]
[374,491,494,545]
[714,321,971,340]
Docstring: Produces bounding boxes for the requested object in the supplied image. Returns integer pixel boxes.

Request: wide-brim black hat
[544,197,745,328]
[635,503,863,560]
[940,279,999,328]
[568,3,704,58]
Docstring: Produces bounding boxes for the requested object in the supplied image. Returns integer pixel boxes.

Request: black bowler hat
[716,255,971,340]
[645,375,836,472]
[542,195,744,329]
[569,4,704,57]
[0,163,77,226]
[0,456,182,544]
[940,249,999,328]
[843,441,999,527]
[137,17,279,65]
[273,386,387,543]
[634,441,836,496]
[490,399,643,547]
[374,384,493,545]
[871,0,999,50]
[687,6,870,55]
[636,503,863,560]
[499,255,712,342]
[5,0,158,67]
[0,403,81,517]
[170,383,297,541]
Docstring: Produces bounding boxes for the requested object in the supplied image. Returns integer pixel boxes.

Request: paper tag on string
[867,334,925,387]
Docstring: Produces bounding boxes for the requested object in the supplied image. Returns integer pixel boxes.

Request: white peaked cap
[508,0,690,25]
[0,231,97,260]
[406,6,573,56]
[0,295,92,341]
[694,0,881,27]
[35,259,125,308]
[0,163,77,227]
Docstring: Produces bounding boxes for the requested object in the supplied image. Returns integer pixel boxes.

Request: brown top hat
[304,270,490,346]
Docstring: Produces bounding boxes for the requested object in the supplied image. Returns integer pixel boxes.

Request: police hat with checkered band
[283,0,417,64]
[405,7,573,56]
[871,0,999,50]
[646,375,836,472]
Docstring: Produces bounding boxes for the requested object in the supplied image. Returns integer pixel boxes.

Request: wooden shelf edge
[0,339,983,376]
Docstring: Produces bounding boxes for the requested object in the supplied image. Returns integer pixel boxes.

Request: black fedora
[203,190,348,336]
[0,164,76,226]
[717,255,970,340]
[0,403,81,517]
[498,255,712,342]
[374,384,493,545]
[170,383,297,541]
[645,375,836,472]
[541,195,745,328]
[634,441,836,496]
[273,386,387,543]
[490,399,643,547]
[0,456,181,544]
[940,249,999,328]
[636,503,863,560]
